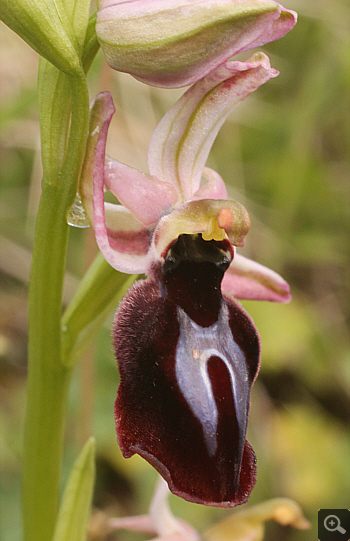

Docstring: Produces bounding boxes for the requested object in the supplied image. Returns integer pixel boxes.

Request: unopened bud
[96,0,297,88]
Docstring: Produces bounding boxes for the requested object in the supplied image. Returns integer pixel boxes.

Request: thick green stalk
[22,72,89,541]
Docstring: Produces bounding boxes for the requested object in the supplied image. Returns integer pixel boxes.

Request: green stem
[22,71,89,541]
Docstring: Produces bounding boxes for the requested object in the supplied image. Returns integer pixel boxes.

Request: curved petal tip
[223,254,291,303]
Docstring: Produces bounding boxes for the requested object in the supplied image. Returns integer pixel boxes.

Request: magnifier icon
[324,515,346,534]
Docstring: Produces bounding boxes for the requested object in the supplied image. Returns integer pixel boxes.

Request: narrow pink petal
[104,157,178,226]
[80,91,116,225]
[148,53,278,201]
[222,254,291,303]
[88,93,150,273]
[191,167,228,201]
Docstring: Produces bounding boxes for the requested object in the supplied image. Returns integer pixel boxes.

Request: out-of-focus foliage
[0,1,349,539]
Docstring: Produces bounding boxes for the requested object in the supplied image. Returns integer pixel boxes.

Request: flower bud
[96,0,297,88]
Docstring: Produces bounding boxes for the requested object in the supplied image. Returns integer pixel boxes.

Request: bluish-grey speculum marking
[175,301,249,465]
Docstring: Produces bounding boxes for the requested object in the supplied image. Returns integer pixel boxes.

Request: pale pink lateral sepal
[104,204,150,270]
[222,253,291,303]
[109,515,156,535]
[148,53,278,201]
[104,157,178,227]
[94,161,150,273]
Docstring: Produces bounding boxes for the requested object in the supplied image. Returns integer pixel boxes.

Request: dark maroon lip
[113,231,260,507]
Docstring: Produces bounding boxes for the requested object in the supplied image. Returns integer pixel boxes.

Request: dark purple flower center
[162,234,233,326]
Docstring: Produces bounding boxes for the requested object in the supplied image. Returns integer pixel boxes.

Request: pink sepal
[148,53,278,201]
[109,515,197,541]
[222,253,291,302]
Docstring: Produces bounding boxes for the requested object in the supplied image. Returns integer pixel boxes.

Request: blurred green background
[0,1,349,539]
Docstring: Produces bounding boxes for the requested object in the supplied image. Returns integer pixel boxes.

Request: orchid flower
[96,0,297,88]
[80,51,291,508]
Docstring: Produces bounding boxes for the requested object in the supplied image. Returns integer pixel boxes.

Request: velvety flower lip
[113,234,261,507]
[96,0,297,88]
[79,51,292,507]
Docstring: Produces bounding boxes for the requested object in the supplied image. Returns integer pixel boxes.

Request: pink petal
[191,167,228,201]
[104,157,178,226]
[148,53,278,201]
[80,92,116,225]
[86,92,150,273]
[222,254,291,302]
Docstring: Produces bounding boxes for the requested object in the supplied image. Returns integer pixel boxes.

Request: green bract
[52,438,96,541]
[0,0,81,73]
